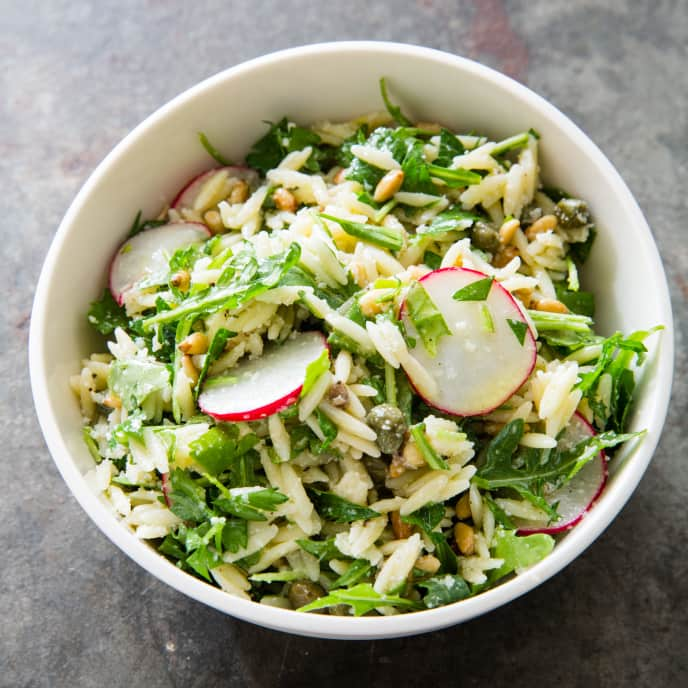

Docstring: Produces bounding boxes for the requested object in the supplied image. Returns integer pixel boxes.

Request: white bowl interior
[30,42,673,639]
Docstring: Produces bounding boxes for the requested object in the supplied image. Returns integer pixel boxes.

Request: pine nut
[534,298,569,314]
[391,511,413,540]
[333,168,347,185]
[499,218,520,245]
[102,393,121,409]
[203,209,224,234]
[512,288,534,309]
[273,187,297,212]
[415,555,441,574]
[358,291,385,317]
[373,169,405,203]
[181,355,199,384]
[455,493,472,520]
[228,179,249,204]
[493,245,518,268]
[402,440,425,469]
[170,270,190,292]
[178,331,209,355]
[526,214,558,240]
[454,522,475,556]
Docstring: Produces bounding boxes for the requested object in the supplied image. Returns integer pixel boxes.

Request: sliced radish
[400,267,536,416]
[515,413,608,535]
[109,222,210,304]
[161,472,172,508]
[172,166,259,211]
[198,331,328,421]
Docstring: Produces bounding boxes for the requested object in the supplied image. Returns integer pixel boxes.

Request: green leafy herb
[127,210,167,238]
[300,348,330,397]
[452,276,493,302]
[404,282,450,357]
[481,304,495,333]
[297,583,421,615]
[189,426,257,476]
[434,129,465,167]
[379,77,412,126]
[554,284,595,318]
[418,207,481,235]
[194,328,233,400]
[87,289,129,335]
[296,538,342,562]
[313,408,338,453]
[198,132,232,166]
[423,250,442,269]
[306,488,380,523]
[419,574,471,608]
[108,360,170,414]
[214,487,288,521]
[527,309,593,333]
[491,131,532,157]
[402,502,457,574]
[168,468,212,522]
[426,164,482,187]
[320,214,403,251]
[246,118,321,174]
[409,424,448,470]
[249,570,304,583]
[507,318,528,346]
[490,528,554,580]
[222,518,248,553]
[331,559,372,588]
[568,225,597,266]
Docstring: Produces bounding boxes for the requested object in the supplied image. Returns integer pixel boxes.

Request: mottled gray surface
[3,0,687,686]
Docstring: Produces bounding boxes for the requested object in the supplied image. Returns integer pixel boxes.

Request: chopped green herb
[452,277,493,302]
[297,583,421,615]
[198,132,232,166]
[507,318,528,345]
[320,214,403,251]
[409,424,448,470]
[87,289,129,335]
[419,574,471,608]
[405,282,451,357]
[306,488,380,523]
[379,77,412,126]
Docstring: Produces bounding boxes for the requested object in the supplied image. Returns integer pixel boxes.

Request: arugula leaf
[168,468,212,522]
[452,277,493,302]
[409,424,448,470]
[186,545,222,581]
[301,348,330,397]
[405,282,450,357]
[214,487,288,520]
[418,206,481,236]
[306,488,380,523]
[483,493,515,529]
[141,243,301,331]
[222,518,248,553]
[87,289,129,335]
[423,250,442,269]
[189,426,256,476]
[296,537,343,562]
[568,225,597,266]
[379,77,412,126]
[434,129,465,167]
[198,132,232,166]
[401,140,436,194]
[314,408,338,453]
[419,574,471,608]
[554,284,595,318]
[490,131,532,156]
[336,126,367,168]
[249,570,304,583]
[297,583,421,615]
[331,559,373,588]
[426,164,482,187]
[507,319,528,346]
[108,360,170,414]
[194,328,232,399]
[401,502,457,574]
[320,214,403,251]
[490,528,554,580]
[126,210,167,238]
[246,117,321,174]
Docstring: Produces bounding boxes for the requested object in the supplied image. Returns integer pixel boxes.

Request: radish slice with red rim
[172,166,259,211]
[515,413,608,535]
[109,222,211,304]
[198,331,329,422]
[399,267,537,416]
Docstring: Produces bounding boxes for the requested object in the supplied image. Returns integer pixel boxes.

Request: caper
[471,221,500,253]
[287,580,325,609]
[554,198,591,229]
[363,455,388,486]
[366,404,406,454]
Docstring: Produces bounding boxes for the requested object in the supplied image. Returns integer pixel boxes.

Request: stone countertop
[3,1,686,686]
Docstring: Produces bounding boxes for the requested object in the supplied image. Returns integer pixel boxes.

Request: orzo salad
[74,80,656,615]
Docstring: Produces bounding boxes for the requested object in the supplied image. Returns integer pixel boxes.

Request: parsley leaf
[246,118,321,174]
[168,468,213,522]
[419,574,471,608]
[452,276,494,302]
[214,487,288,521]
[296,538,343,562]
[189,425,258,476]
[434,129,465,167]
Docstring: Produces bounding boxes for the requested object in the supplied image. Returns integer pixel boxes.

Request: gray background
[3,0,687,686]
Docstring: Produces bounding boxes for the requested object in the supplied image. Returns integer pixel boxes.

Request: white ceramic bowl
[30,42,673,639]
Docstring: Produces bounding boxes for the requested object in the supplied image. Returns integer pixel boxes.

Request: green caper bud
[555,198,591,229]
[288,580,325,609]
[366,404,406,454]
[363,455,388,486]
[471,221,500,253]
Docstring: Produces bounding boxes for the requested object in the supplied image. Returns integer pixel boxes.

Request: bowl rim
[29,40,674,639]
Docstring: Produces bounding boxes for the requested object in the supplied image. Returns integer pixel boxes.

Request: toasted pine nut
[388,455,406,479]
[203,209,224,234]
[492,245,518,268]
[414,121,442,133]
[373,169,405,203]
[229,179,249,204]
[526,214,558,240]
[333,168,347,185]
[358,291,385,317]
[512,288,534,309]
[273,187,297,212]
[455,493,472,520]
[533,298,569,314]
[170,270,190,292]
[102,393,121,409]
[178,331,209,355]
[415,555,441,574]
[401,440,425,469]
[499,218,520,245]
[181,355,199,384]
[391,511,413,540]
[454,522,475,556]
